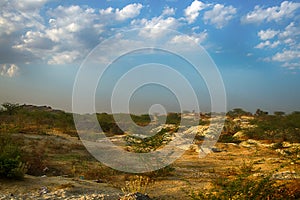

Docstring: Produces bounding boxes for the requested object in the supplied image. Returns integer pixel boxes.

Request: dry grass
[121,175,152,195]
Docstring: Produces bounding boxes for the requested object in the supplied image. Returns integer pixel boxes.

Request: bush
[146,165,175,178]
[244,112,300,143]
[190,162,292,200]
[125,128,172,153]
[121,175,152,195]
[0,132,27,179]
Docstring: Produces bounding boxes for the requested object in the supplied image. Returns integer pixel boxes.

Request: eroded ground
[1,131,299,199]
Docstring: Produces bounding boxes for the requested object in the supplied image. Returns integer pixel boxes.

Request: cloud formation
[258,29,279,40]
[100,3,143,21]
[170,31,207,45]
[162,6,176,16]
[115,3,143,21]
[184,0,207,24]
[242,1,300,23]
[203,4,236,29]
[0,64,19,77]
[131,16,179,39]
[255,40,280,49]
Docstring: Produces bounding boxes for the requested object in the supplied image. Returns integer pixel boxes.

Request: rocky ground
[0,175,121,200]
[1,125,300,200]
[1,136,300,199]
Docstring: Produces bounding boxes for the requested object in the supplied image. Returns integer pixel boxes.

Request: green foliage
[218,119,241,143]
[146,165,175,178]
[130,114,151,126]
[245,112,300,142]
[227,108,252,118]
[222,119,241,134]
[0,104,76,136]
[166,112,181,124]
[255,108,268,116]
[125,128,172,153]
[0,132,27,179]
[218,134,241,144]
[190,162,290,200]
[1,102,20,115]
[274,111,285,116]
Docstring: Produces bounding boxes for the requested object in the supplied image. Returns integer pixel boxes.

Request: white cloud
[13,30,54,53]
[115,3,143,21]
[6,0,49,27]
[162,6,175,16]
[0,1,46,36]
[5,2,145,65]
[0,64,19,77]
[48,51,81,65]
[255,40,280,49]
[279,22,300,41]
[99,7,114,15]
[256,22,300,69]
[184,0,207,24]
[12,0,50,11]
[258,29,279,40]
[13,5,105,65]
[203,4,236,29]
[131,16,179,39]
[272,50,300,62]
[282,62,300,69]
[242,1,300,24]
[170,31,207,45]
[99,3,143,21]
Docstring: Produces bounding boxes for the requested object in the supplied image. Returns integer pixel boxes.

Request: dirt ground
[1,133,299,199]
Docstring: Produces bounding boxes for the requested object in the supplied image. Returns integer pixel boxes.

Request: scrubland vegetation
[0,103,299,199]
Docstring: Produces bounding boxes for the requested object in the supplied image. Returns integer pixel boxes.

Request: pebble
[0,190,116,200]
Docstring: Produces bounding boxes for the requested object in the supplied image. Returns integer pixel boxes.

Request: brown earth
[1,131,299,199]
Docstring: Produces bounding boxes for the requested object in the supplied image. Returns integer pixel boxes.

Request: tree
[1,103,20,115]
[227,108,252,118]
[274,111,285,116]
[255,109,268,117]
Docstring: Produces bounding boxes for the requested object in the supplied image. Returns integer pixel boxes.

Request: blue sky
[0,0,300,113]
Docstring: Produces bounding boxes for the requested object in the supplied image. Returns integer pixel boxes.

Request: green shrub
[244,112,300,143]
[218,134,241,144]
[0,133,27,179]
[146,165,175,178]
[125,128,172,153]
[190,162,291,200]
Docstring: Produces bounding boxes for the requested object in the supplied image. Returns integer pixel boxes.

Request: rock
[239,139,261,148]
[198,147,213,158]
[39,186,49,195]
[233,131,247,141]
[183,125,208,137]
[121,192,152,200]
[247,139,261,145]
[272,171,299,180]
[282,141,292,148]
[94,179,104,183]
[211,147,225,153]
[189,144,199,152]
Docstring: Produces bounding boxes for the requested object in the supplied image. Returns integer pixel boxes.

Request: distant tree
[227,108,252,118]
[1,102,20,115]
[166,112,181,124]
[255,109,268,117]
[274,111,285,116]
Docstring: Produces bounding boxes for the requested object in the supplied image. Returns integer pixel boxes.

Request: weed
[121,175,152,195]
[0,132,27,179]
[190,161,293,200]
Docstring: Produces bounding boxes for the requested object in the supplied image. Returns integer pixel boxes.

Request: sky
[0,0,300,114]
